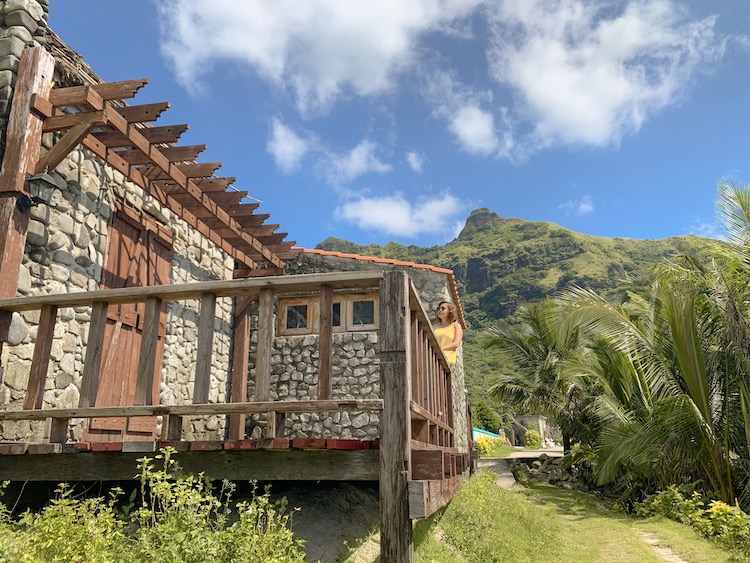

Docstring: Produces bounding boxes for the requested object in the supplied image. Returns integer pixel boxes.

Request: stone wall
[0,148,234,442]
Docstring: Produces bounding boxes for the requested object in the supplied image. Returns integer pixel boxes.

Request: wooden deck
[0,270,470,562]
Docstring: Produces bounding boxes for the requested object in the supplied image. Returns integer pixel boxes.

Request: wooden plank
[177,162,222,178]
[49,418,69,443]
[193,293,216,404]
[24,304,58,410]
[92,124,189,147]
[407,476,463,519]
[0,449,379,482]
[35,121,98,174]
[318,284,333,400]
[0,399,383,421]
[116,102,170,123]
[0,271,383,312]
[411,449,444,480]
[41,109,105,132]
[118,144,207,165]
[379,271,414,563]
[0,47,54,299]
[255,289,275,438]
[47,79,148,105]
[228,296,252,440]
[134,297,161,405]
[79,301,108,407]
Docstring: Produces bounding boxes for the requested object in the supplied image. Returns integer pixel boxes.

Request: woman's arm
[441,322,463,352]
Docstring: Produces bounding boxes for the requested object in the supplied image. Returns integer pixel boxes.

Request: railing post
[135,296,161,405]
[228,296,252,440]
[193,293,216,404]
[24,304,57,410]
[318,284,333,400]
[255,288,276,439]
[79,301,108,407]
[379,271,413,563]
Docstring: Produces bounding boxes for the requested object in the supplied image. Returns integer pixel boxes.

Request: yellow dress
[434,323,457,366]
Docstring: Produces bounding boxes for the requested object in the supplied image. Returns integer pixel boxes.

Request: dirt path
[638,532,689,563]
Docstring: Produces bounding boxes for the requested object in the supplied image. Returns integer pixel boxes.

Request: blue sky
[48,1,749,249]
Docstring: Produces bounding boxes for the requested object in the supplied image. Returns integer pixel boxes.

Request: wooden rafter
[29,78,298,269]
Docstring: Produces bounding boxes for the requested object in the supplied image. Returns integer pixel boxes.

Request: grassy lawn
[408,471,742,563]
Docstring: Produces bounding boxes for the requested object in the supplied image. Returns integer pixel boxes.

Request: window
[279,292,378,335]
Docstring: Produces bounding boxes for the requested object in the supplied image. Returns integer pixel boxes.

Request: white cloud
[335,192,465,237]
[156,0,483,115]
[486,0,725,151]
[266,118,311,173]
[405,150,425,173]
[323,140,392,185]
[449,106,498,156]
[559,195,595,216]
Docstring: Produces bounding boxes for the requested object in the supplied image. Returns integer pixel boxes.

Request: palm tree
[485,299,587,452]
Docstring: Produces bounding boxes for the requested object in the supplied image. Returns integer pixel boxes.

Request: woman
[434,301,463,367]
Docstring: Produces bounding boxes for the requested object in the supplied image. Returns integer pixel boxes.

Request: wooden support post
[228,296,252,440]
[49,418,69,443]
[24,304,57,410]
[79,301,108,407]
[318,284,332,399]
[135,297,161,405]
[379,271,413,563]
[161,414,183,441]
[193,293,216,404]
[254,289,275,439]
[0,47,55,362]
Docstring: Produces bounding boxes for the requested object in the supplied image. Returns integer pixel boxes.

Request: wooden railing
[0,270,454,449]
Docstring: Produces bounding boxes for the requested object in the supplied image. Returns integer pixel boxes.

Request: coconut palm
[485,299,589,452]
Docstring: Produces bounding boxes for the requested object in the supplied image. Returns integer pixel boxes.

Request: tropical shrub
[524,429,542,449]
[636,485,750,557]
[474,436,500,456]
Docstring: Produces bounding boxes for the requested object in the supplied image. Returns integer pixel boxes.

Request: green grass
[408,471,742,563]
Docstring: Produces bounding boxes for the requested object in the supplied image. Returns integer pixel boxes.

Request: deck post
[193,293,217,404]
[318,284,333,399]
[0,47,55,366]
[379,271,413,563]
[228,296,252,440]
[255,288,276,438]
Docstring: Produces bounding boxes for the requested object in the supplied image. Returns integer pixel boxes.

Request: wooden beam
[407,476,463,519]
[176,162,222,178]
[92,124,189,147]
[379,271,414,563]
[0,271,384,312]
[24,305,57,410]
[118,144,206,165]
[78,301,107,407]
[115,102,170,123]
[193,293,216,404]
[193,177,235,190]
[0,47,54,303]
[318,285,333,400]
[228,296,252,440]
[35,120,96,174]
[0,399,383,421]
[41,109,105,132]
[0,449,379,482]
[47,79,148,106]
[134,297,161,405]
[255,289,275,438]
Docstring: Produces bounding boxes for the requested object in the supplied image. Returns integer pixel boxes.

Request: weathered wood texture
[407,475,463,519]
[227,296,252,440]
[379,271,414,563]
[318,284,333,399]
[0,449,379,482]
[193,293,216,404]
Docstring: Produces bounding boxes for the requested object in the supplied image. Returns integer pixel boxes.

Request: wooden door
[85,209,172,442]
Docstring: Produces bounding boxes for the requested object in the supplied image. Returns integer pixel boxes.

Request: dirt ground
[266,481,380,563]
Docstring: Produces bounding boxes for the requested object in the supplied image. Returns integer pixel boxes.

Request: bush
[0,448,307,563]
[475,436,500,456]
[636,485,750,557]
[524,429,542,449]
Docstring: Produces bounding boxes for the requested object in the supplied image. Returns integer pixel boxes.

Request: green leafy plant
[524,429,542,449]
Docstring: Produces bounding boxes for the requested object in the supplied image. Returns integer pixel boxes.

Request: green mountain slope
[317,208,713,400]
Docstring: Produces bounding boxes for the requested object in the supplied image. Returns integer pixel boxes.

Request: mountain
[317,208,713,399]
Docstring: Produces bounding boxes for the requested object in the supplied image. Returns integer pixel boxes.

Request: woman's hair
[436,301,457,323]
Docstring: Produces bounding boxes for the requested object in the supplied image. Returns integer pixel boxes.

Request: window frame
[278,291,379,336]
